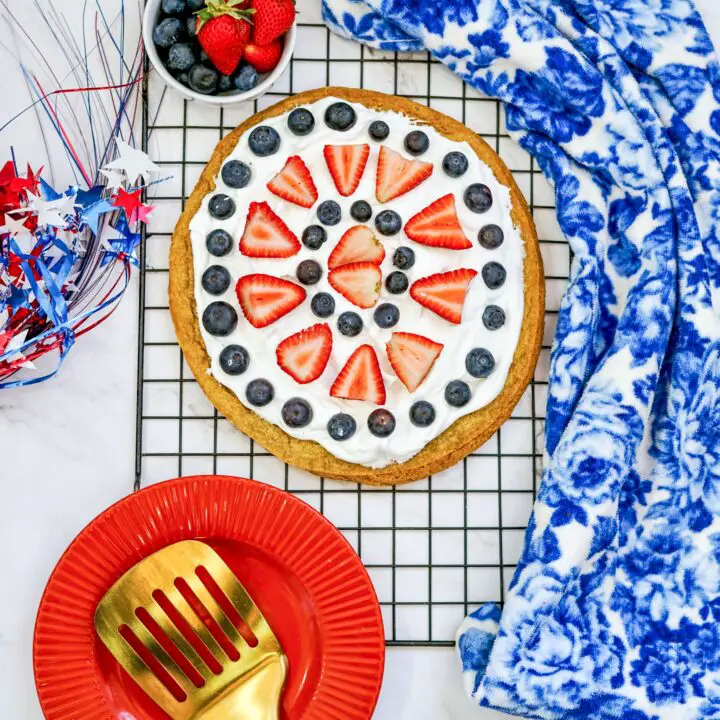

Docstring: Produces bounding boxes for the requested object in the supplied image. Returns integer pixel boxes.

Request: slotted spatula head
[94,540,287,720]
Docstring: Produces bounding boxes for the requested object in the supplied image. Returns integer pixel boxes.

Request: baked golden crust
[169,87,544,485]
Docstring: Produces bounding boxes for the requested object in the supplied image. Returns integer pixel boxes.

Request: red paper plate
[33,475,385,720]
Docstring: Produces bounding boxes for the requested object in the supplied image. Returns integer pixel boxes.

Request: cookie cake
[170,87,544,485]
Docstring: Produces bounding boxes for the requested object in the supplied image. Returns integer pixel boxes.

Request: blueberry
[167,42,197,73]
[327,413,356,441]
[209,194,235,220]
[187,0,205,10]
[442,151,468,177]
[161,0,186,14]
[246,378,274,406]
[374,303,400,328]
[466,348,495,378]
[234,63,258,93]
[288,108,315,136]
[153,18,186,49]
[350,200,372,223]
[404,130,429,156]
[311,292,335,318]
[445,380,471,407]
[368,409,396,438]
[248,126,280,156]
[221,160,251,189]
[206,229,233,257]
[201,265,231,295]
[217,73,234,93]
[282,398,313,428]
[482,305,506,330]
[338,311,363,337]
[188,64,219,94]
[202,301,237,337]
[385,271,408,294]
[185,16,198,38]
[175,72,190,86]
[368,120,389,141]
[464,183,493,213]
[375,209,401,236]
[482,262,506,290]
[317,200,341,226]
[410,401,436,427]
[296,259,323,285]
[478,224,504,250]
[325,101,356,131]
[302,225,327,250]
[219,345,250,376]
[393,246,415,270]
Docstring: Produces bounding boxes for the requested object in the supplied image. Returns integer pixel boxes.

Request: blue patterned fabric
[322,1,720,717]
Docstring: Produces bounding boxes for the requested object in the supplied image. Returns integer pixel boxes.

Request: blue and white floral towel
[322,1,720,718]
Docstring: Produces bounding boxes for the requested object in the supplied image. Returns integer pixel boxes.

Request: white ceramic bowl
[143,0,296,105]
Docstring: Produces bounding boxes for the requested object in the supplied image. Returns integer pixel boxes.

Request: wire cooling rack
[135,1,568,647]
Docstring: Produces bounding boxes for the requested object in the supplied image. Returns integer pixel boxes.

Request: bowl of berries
[144,0,296,104]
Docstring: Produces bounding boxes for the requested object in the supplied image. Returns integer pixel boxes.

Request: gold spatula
[95,540,287,720]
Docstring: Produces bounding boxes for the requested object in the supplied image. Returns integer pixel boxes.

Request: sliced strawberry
[405,194,471,250]
[375,146,433,203]
[267,155,318,208]
[328,226,385,269]
[410,268,478,324]
[323,144,370,197]
[328,262,382,309]
[330,345,386,404]
[236,273,306,328]
[276,323,332,384]
[239,201,301,258]
[386,332,444,392]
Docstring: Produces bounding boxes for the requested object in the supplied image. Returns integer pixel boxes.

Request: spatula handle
[197,654,287,720]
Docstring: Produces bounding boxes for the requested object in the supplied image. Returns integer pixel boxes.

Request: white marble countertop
[1,2,718,718]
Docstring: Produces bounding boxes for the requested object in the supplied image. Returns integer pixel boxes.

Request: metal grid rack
[135,1,568,647]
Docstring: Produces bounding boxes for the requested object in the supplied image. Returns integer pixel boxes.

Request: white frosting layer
[190,97,524,469]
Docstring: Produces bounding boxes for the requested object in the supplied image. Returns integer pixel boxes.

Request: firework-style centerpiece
[0,1,167,388]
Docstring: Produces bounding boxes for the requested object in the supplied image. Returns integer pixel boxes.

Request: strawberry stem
[196,0,255,31]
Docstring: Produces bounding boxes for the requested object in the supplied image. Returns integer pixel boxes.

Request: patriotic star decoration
[74,185,114,235]
[101,214,141,265]
[112,187,154,225]
[103,138,160,185]
[0,329,35,370]
[1,215,36,254]
[25,190,77,229]
[99,168,126,191]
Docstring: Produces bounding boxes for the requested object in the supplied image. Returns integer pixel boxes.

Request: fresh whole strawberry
[244,39,283,73]
[196,0,253,76]
[251,0,295,46]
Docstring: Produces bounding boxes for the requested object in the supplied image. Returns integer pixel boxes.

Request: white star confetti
[102,138,161,184]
